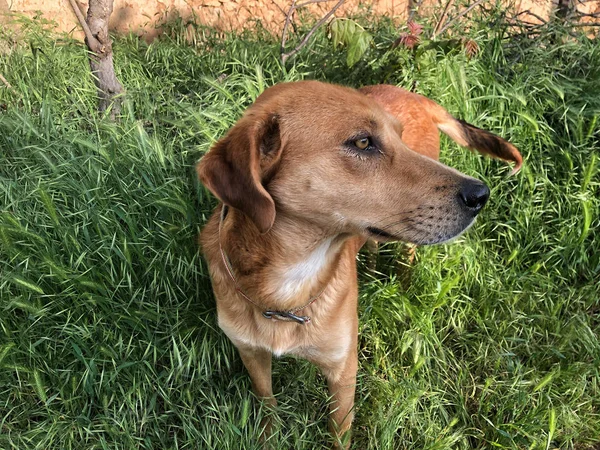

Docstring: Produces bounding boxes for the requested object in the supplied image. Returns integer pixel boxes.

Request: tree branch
[297,0,336,7]
[436,0,488,37]
[272,0,297,33]
[574,11,600,18]
[514,9,549,25]
[408,0,422,21]
[0,73,13,91]
[432,0,453,37]
[567,21,600,26]
[281,0,346,65]
[68,0,103,53]
[280,0,297,57]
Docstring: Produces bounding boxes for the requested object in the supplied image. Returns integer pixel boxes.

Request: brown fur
[359,84,522,173]
[197,81,520,448]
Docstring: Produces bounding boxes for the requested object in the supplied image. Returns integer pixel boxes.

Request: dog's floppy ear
[196,111,283,234]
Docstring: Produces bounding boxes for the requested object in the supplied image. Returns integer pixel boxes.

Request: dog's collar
[217,205,327,325]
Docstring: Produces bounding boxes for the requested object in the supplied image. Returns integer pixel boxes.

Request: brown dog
[197,81,521,448]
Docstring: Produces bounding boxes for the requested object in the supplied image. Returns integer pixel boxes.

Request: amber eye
[354,137,371,150]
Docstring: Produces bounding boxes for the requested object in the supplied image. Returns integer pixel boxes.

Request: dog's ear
[196,112,283,234]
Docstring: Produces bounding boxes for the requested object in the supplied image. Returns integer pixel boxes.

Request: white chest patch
[274,237,335,301]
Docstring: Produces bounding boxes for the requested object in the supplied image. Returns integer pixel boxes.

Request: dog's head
[197,81,489,245]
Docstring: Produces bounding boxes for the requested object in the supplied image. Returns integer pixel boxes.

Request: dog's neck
[220,207,350,311]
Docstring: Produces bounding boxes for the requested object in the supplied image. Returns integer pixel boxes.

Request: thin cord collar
[217,205,327,325]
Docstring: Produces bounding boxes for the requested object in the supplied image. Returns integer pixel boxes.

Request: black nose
[458,181,490,213]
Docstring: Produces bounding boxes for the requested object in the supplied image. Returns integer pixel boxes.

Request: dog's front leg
[320,350,358,450]
[237,346,277,437]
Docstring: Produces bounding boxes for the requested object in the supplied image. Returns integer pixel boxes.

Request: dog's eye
[345,134,381,157]
[354,137,371,150]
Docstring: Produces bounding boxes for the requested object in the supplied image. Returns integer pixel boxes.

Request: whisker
[368,222,415,238]
[371,209,417,225]
[368,215,414,230]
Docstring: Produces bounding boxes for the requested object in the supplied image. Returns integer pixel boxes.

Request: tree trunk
[70,0,124,118]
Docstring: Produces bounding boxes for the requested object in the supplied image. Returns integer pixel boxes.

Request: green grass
[0,13,599,450]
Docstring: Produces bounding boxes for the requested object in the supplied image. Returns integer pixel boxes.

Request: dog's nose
[458,180,490,213]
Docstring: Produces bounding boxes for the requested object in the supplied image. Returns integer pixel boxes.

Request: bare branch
[436,0,488,37]
[281,0,346,65]
[433,0,453,37]
[514,9,549,24]
[567,21,600,26]
[297,0,336,7]
[272,0,297,33]
[0,73,14,91]
[573,11,600,18]
[408,0,423,21]
[68,0,103,53]
[280,0,297,57]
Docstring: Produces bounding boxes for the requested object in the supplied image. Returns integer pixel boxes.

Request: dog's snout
[458,180,490,213]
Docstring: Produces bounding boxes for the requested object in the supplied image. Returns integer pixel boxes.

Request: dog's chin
[365,218,477,245]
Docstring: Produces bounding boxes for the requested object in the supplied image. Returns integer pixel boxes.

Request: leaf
[581,153,597,192]
[436,274,461,302]
[407,21,423,36]
[347,32,373,68]
[516,111,540,132]
[329,18,372,67]
[32,369,48,403]
[11,276,45,295]
[409,355,426,377]
[585,115,597,142]
[546,408,557,450]
[39,188,60,226]
[579,200,592,244]
[240,397,251,428]
[534,371,556,392]
[0,343,15,367]
[398,33,420,50]
[330,18,352,49]
[463,38,480,58]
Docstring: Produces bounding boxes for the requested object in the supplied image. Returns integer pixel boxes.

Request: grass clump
[1,13,599,450]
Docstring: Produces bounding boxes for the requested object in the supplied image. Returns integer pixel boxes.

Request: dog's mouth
[366,218,476,245]
[366,226,399,241]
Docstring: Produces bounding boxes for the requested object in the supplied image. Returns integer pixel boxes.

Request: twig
[68,0,103,53]
[273,0,298,33]
[297,0,336,7]
[436,0,488,37]
[509,19,547,29]
[281,0,346,65]
[567,22,600,26]
[432,0,453,38]
[574,11,600,18]
[0,73,14,91]
[280,0,297,56]
[408,0,423,21]
[514,9,549,25]
[280,0,338,54]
